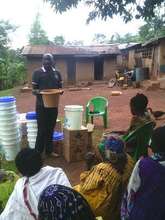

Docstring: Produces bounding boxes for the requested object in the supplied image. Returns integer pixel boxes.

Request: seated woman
[0,170,19,213]
[0,148,71,220]
[121,126,165,220]
[38,184,96,220]
[75,134,134,220]
[124,93,155,155]
[127,93,155,133]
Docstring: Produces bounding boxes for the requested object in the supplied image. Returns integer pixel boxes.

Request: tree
[0,20,16,60]
[54,35,65,45]
[29,13,49,45]
[45,0,165,23]
[93,33,107,44]
[0,20,26,90]
[109,33,139,43]
[138,14,165,42]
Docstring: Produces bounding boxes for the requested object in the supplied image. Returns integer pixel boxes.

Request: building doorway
[94,57,103,80]
[67,58,76,84]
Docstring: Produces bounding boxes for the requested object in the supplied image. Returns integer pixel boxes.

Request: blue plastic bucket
[26,112,37,120]
[53,131,64,141]
[0,96,16,110]
[0,96,16,103]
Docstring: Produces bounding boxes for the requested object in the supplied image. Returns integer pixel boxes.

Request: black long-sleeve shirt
[32,67,62,106]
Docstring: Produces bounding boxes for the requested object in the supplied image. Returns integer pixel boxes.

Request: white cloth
[0,166,71,220]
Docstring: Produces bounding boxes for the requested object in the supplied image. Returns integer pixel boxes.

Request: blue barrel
[135,67,149,82]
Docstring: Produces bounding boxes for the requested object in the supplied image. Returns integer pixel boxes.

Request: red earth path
[15,85,165,184]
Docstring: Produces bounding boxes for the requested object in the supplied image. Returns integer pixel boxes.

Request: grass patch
[1,160,17,173]
[0,88,15,97]
[0,86,21,97]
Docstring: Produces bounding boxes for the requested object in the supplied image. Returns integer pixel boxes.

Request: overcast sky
[0,0,144,48]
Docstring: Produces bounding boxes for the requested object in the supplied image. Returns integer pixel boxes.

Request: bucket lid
[53,131,64,141]
[26,112,36,120]
[0,96,16,103]
[64,105,83,111]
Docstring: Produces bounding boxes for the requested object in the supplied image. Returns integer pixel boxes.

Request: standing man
[32,53,62,157]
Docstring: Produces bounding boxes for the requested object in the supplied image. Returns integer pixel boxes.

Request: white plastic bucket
[64,105,83,130]
[0,105,16,111]
[1,139,20,146]
[0,115,17,122]
[0,97,20,155]
[0,109,17,116]
[3,145,19,161]
[27,121,38,129]
[0,123,18,131]
[28,142,36,149]
[0,129,20,139]
[26,112,38,148]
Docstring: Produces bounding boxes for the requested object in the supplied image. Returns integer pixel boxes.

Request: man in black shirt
[32,53,62,156]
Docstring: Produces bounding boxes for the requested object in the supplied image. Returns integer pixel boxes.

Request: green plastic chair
[86,96,108,128]
[122,121,155,161]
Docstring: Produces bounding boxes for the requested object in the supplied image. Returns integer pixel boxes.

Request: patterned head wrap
[98,133,125,163]
[105,135,124,153]
[38,184,95,220]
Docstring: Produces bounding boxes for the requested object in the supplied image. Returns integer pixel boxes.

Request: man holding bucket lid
[32,53,62,157]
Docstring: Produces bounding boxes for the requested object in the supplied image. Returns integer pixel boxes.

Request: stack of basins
[26,112,37,149]
[0,96,20,161]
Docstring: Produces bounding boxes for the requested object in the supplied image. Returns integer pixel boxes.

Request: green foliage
[109,33,140,44]
[0,20,16,49]
[138,14,165,42]
[54,35,65,45]
[0,20,26,90]
[45,0,165,23]
[0,49,26,90]
[29,13,49,45]
[93,33,107,44]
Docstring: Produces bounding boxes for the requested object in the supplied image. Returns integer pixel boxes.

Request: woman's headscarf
[99,133,125,162]
[98,134,127,174]
[38,184,95,220]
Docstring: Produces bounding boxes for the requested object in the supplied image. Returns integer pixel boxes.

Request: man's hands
[60,90,64,95]
[32,89,40,95]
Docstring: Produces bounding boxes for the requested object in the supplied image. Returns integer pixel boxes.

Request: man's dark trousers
[35,105,58,154]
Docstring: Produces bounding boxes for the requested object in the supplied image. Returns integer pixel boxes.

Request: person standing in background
[32,53,62,157]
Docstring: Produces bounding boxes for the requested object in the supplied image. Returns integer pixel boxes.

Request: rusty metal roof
[22,44,120,56]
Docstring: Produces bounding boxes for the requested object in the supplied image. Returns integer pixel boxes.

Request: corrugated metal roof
[142,36,165,46]
[22,44,120,56]
[118,43,141,50]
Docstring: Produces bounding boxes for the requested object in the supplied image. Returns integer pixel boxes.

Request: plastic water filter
[64,105,83,130]
[0,96,20,161]
[26,112,38,149]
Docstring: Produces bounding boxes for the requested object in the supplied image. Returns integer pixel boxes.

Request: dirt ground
[14,84,165,185]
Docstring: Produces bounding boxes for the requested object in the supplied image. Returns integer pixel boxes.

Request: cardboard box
[63,127,88,162]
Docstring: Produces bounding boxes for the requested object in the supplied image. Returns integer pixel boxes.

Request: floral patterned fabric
[38,184,95,220]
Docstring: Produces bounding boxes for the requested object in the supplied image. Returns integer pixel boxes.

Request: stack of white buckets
[26,112,37,149]
[64,105,83,130]
[0,96,20,161]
